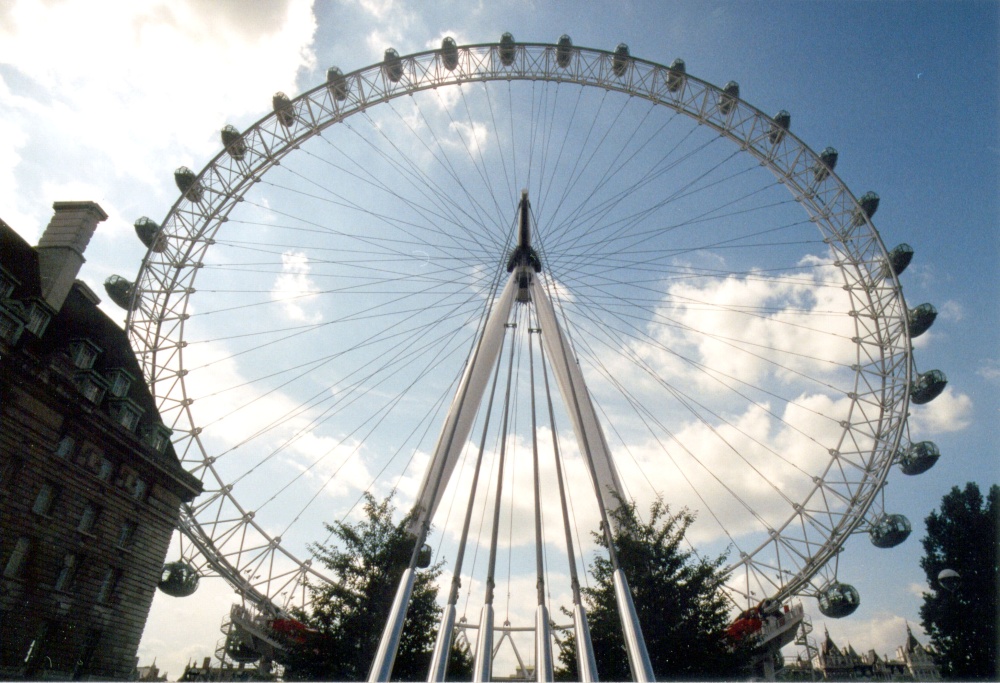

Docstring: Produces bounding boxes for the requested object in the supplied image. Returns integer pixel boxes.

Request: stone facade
[0,205,201,680]
[781,623,941,681]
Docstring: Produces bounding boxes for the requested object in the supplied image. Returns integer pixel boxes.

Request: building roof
[1,216,200,498]
[821,627,840,655]
[0,217,42,299]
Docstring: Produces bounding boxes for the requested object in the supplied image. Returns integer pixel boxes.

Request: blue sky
[2,0,997,678]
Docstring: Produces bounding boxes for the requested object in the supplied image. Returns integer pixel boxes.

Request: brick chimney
[36,201,108,310]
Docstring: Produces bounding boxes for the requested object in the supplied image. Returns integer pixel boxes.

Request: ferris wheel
[115,36,947,677]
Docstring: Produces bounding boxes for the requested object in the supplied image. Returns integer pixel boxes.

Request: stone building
[781,622,941,681]
[0,203,201,679]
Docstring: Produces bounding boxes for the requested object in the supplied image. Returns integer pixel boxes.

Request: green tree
[557,498,753,680]
[279,493,472,681]
[919,482,999,680]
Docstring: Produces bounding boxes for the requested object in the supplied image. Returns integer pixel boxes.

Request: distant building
[895,624,940,681]
[0,203,201,680]
[780,622,941,681]
[179,655,276,682]
[136,660,168,681]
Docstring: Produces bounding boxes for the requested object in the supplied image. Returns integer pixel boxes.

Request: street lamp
[937,568,960,593]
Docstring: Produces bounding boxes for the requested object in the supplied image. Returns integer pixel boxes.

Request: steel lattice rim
[126,41,913,615]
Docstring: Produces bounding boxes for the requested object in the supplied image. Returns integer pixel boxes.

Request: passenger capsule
[869,513,912,548]
[556,34,573,68]
[719,81,739,116]
[272,91,295,128]
[225,631,259,663]
[441,37,459,71]
[104,275,139,310]
[911,369,947,405]
[666,58,686,92]
[908,303,938,338]
[157,561,200,597]
[221,124,246,160]
[898,441,941,475]
[134,217,167,253]
[326,67,349,101]
[813,147,839,182]
[612,43,630,77]
[769,110,791,145]
[817,582,860,618]
[174,166,203,203]
[851,191,880,226]
[499,32,516,66]
[383,47,403,82]
[882,243,914,278]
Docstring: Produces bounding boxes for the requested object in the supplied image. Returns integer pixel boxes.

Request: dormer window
[105,368,135,398]
[142,423,172,454]
[109,397,144,432]
[69,339,102,370]
[74,370,109,405]
[0,266,18,298]
[0,305,24,345]
[24,301,52,337]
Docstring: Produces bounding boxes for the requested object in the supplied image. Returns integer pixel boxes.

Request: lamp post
[937,568,961,593]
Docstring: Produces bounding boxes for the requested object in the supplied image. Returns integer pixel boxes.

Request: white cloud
[806,612,929,662]
[357,0,397,21]
[909,387,973,434]
[0,0,317,225]
[977,358,1000,383]
[937,299,963,322]
[0,107,35,236]
[271,250,323,322]
[447,120,491,158]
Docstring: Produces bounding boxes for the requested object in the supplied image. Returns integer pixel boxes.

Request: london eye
[113,36,946,679]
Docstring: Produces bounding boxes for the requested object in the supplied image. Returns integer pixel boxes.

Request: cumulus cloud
[909,387,973,434]
[0,0,317,229]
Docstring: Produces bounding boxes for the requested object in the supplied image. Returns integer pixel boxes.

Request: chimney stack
[36,201,108,310]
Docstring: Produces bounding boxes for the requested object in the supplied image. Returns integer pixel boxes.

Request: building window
[96,567,120,604]
[117,405,141,431]
[0,306,23,345]
[142,423,173,454]
[69,339,101,370]
[118,466,150,500]
[131,478,148,501]
[106,368,134,398]
[97,457,115,482]
[77,503,99,534]
[55,435,75,458]
[109,397,144,432]
[0,267,16,298]
[3,538,30,578]
[24,302,51,337]
[116,522,135,549]
[53,554,76,592]
[32,483,58,516]
[74,370,109,405]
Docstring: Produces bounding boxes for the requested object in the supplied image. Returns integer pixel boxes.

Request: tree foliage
[557,498,753,680]
[279,493,472,681]
[919,482,999,680]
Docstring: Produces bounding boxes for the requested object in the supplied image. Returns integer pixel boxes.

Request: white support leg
[529,275,626,519]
